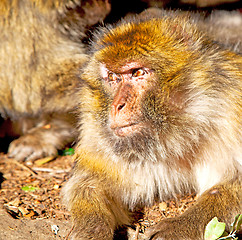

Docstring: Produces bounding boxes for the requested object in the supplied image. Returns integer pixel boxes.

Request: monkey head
[80,17,208,163]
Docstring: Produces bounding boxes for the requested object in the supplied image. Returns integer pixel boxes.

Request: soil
[0,153,197,240]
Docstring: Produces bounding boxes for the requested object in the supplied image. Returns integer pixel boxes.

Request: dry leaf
[35,156,56,166]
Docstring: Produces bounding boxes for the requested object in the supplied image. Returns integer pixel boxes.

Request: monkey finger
[8,136,58,162]
[8,139,33,161]
[20,148,57,162]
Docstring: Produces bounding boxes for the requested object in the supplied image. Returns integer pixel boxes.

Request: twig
[9,158,38,176]
[64,224,74,240]
[32,167,71,174]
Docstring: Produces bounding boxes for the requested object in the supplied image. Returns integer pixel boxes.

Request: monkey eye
[132,68,146,78]
[108,72,121,82]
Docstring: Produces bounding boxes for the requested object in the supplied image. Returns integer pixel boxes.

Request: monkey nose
[111,97,127,116]
[110,102,129,130]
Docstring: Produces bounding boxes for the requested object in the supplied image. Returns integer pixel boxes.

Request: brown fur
[0,0,110,161]
[138,8,242,54]
[62,10,242,240]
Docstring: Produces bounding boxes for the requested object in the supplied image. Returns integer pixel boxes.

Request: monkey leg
[146,177,241,240]
[8,113,76,161]
[62,168,130,240]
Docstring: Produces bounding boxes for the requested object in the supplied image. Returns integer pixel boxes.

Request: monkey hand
[8,133,58,162]
[144,216,200,240]
[8,118,76,162]
[144,179,241,240]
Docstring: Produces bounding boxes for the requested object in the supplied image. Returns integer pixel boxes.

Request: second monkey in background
[0,0,110,161]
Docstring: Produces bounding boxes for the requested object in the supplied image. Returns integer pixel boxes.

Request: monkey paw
[144,217,201,240]
[8,133,58,162]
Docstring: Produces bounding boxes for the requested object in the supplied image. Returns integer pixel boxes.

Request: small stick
[64,224,74,240]
[10,158,38,176]
[32,167,71,174]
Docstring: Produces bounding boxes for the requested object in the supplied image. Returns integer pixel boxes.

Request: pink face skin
[100,62,154,137]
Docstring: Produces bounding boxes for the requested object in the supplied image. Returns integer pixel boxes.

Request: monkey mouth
[111,122,140,137]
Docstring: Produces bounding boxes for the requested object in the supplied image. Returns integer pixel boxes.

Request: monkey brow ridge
[105,20,162,45]
[95,17,195,68]
[96,18,182,60]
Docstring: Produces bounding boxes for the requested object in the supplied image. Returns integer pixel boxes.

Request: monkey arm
[8,113,77,162]
[63,176,116,240]
[62,152,131,240]
[62,173,130,239]
[146,176,242,240]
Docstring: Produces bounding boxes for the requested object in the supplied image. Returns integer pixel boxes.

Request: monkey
[0,0,110,161]
[62,10,242,240]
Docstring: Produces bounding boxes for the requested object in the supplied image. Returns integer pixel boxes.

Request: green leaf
[21,185,39,192]
[205,217,226,240]
[229,214,242,233]
[62,147,75,156]
[235,214,242,231]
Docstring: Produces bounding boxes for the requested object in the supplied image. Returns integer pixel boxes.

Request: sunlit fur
[0,0,88,117]
[62,10,242,240]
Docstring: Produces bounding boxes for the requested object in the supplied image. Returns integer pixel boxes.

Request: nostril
[117,103,125,111]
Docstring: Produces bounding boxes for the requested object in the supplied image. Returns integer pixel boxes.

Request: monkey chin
[112,123,140,137]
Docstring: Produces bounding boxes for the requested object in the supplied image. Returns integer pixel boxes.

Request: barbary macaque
[0,0,110,161]
[62,10,242,240]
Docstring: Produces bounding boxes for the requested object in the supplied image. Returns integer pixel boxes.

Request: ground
[0,152,197,240]
[0,154,72,240]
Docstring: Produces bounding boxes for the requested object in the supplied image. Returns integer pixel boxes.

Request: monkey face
[100,62,155,137]
[94,62,161,161]
[81,19,195,160]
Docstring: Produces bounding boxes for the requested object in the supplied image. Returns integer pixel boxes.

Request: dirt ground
[0,154,73,240]
[0,152,198,240]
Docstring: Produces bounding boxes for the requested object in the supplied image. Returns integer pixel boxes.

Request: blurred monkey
[0,0,110,161]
